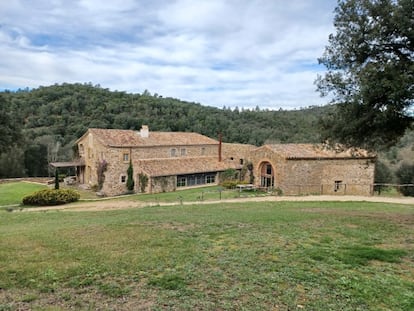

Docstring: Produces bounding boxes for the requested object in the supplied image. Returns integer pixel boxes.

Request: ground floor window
[177,173,217,187]
[206,174,215,184]
[334,180,343,192]
[177,177,186,187]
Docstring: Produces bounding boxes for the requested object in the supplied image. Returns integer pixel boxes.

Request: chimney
[140,125,149,138]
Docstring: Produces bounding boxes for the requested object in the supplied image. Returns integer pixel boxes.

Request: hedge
[22,189,80,206]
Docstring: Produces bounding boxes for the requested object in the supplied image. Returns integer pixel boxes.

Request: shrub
[138,173,148,193]
[221,180,240,189]
[396,163,414,196]
[22,189,80,206]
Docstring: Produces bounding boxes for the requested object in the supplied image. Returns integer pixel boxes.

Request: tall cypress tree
[54,168,59,190]
[126,161,134,192]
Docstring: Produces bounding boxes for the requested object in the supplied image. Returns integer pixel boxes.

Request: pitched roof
[136,157,237,177]
[256,144,375,159]
[83,128,218,147]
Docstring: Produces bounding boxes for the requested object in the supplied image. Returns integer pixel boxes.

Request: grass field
[0,182,47,206]
[129,186,265,203]
[0,200,413,310]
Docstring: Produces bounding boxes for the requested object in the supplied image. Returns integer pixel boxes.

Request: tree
[24,144,49,177]
[138,173,148,193]
[395,163,414,196]
[374,160,393,184]
[316,0,414,149]
[126,161,135,192]
[0,94,22,152]
[0,146,26,178]
[54,168,59,190]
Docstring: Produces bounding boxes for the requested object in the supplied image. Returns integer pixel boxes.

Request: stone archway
[259,161,274,188]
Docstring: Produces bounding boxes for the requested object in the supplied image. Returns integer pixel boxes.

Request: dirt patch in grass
[0,282,157,311]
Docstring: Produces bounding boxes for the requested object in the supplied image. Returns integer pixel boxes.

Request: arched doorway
[259,161,274,188]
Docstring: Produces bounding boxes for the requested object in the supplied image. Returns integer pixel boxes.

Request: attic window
[170,148,177,157]
[79,144,84,155]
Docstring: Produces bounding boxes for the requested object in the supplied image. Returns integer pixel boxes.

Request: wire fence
[371,183,414,197]
[195,183,414,200]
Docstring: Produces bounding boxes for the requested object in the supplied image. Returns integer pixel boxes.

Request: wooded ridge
[0,83,412,182]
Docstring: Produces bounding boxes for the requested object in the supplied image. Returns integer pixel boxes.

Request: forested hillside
[0,83,412,183]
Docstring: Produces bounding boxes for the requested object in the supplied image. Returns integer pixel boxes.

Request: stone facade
[249,144,376,196]
[75,127,376,196]
[76,127,234,196]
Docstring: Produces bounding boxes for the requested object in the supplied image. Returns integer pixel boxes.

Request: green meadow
[0,182,47,206]
[0,200,413,310]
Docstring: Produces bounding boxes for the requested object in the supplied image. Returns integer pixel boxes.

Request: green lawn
[0,201,413,310]
[129,185,267,203]
[0,182,47,206]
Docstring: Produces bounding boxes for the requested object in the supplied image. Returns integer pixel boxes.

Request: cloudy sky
[1,0,337,110]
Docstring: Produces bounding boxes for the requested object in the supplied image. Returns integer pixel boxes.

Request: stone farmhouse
[68,126,376,196]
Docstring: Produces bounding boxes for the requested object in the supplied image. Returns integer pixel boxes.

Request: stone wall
[249,146,375,196]
[150,176,176,193]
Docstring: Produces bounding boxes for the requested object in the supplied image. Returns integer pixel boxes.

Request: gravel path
[21,195,414,212]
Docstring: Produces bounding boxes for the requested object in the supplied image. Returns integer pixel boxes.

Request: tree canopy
[0,94,22,152]
[316,0,413,149]
[0,83,326,178]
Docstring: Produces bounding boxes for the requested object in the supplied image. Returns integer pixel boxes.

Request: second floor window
[170,148,177,157]
[123,153,129,162]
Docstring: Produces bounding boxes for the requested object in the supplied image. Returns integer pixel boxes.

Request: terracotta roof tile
[256,144,375,159]
[88,128,218,147]
[136,157,237,177]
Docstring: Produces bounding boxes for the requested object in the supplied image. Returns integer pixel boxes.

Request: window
[123,153,129,162]
[334,180,342,192]
[201,147,206,155]
[177,177,186,187]
[170,148,177,157]
[206,174,215,184]
[239,159,244,165]
[180,148,186,156]
[79,144,84,155]
[121,175,126,183]
[266,164,272,175]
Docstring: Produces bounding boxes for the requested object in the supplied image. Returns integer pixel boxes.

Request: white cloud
[0,0,337,109]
